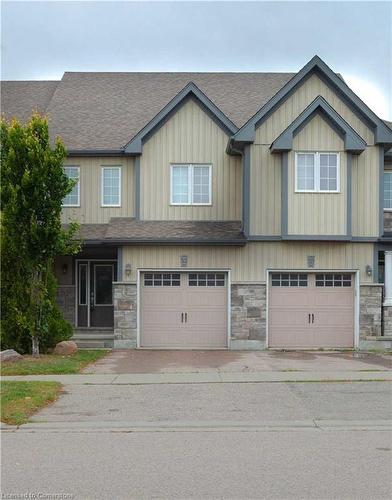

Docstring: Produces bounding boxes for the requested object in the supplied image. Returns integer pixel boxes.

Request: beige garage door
[268,272,354,348]
[140,272,228,348]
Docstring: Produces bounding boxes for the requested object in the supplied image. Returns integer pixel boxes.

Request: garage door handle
[185,313,188,323]
[308,314,311,324]
[312,313,314,324]
[181,313,184,323]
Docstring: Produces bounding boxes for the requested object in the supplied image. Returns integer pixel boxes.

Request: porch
[55,246,118,348]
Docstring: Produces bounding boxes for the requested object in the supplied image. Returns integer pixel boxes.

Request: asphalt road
[2,381,392,499]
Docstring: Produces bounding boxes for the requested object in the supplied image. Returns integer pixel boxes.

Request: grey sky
[2,1,391,119]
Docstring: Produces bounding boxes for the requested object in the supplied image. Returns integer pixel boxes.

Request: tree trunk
[32,336,40,357]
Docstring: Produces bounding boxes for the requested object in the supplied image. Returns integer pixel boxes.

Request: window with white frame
[63,166,80,206]
[384,171,392,210]
[295,152,339,193]
[102,167,121,207]
[171,164,212,205]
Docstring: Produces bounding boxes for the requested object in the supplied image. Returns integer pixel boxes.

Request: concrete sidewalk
[2,370,391,384]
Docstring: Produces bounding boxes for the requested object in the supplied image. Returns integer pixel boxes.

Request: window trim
[170,164,212,206]
[295,152,340,194]
[383,170,392,212]
[62,166,80,207]
[101,166,122,207]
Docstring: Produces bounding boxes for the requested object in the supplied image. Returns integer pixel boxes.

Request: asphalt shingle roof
[71,219,245,244]
[2,72,295,150]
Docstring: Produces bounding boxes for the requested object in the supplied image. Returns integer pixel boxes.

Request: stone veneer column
[230,284,266,350]
[113,282,137,348]
[359,284,382,338]
[383,251,392,336]
[56,285,76,326]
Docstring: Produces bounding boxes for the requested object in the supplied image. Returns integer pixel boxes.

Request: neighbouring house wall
[250,72,379,238]
[121,241,374,284]
[288,115,347,235]
[140,98,242,221]
[61,156,135,224]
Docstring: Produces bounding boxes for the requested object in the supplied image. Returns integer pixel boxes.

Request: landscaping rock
[0,349,23,363]
[53,340,78,355]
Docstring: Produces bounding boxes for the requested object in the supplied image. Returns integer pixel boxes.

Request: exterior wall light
[366,265,372,277]
[125,263,132,277]
[62,263,68,275]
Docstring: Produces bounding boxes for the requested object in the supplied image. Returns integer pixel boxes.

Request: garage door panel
[140,272,227,349]
[268,272,354,349]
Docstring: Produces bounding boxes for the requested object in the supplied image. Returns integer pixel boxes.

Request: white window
[102,167,121,207]
[295,152,339,193]
[384,171,392,210]
[63,166,80,207]
[171,164,212,205]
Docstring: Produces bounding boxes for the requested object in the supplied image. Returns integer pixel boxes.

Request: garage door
[140,272,228,348]
[268,272,354,348]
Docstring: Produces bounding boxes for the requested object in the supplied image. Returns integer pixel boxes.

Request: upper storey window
[384,171,392,210]
[295,152,339,193]
[63,166,80,207]
[170,164,212,205]
[102,167,121,207]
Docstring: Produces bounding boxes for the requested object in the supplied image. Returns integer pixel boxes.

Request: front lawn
[0,350,108,375]
[1,381,62,425]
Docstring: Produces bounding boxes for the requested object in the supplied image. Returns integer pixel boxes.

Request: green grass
[0,350,109,375]
[1,381,62,425]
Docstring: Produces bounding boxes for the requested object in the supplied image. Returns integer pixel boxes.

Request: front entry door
[77,261,116,328]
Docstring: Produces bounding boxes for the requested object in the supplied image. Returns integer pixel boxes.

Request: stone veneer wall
[384,211,392,233]
[56,285,76,326]
[113,282,137,348]
[359,285,382,338]
[383,306,392,336]
[230,284,266,349]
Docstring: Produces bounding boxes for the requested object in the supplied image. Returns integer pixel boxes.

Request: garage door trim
[136,268,231,349]
[265,269,360,349]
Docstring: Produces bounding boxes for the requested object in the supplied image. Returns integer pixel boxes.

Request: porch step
[72,329,114,349]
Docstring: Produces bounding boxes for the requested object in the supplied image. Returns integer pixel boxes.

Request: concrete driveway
[83,349,392,374]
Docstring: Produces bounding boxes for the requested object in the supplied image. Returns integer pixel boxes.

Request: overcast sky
[2,1,391,120]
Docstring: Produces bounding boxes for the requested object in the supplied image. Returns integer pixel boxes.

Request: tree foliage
[1,113,80,354]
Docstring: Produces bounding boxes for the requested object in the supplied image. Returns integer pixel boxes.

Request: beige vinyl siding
[122,241,374,284]
[250,145,281,235]
[254,73,374,145]
[61,157,135,224]
[352,146,380,237]
[288,115,347,235]
[141,99,242,220]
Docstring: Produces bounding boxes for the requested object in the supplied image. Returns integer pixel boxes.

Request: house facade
[3,56,392,350]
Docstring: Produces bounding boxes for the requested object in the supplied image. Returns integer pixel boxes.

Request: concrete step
[72,329,114,349]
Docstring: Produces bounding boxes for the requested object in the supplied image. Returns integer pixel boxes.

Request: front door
[77,261,116,328]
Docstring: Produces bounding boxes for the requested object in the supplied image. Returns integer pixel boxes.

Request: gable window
[295,152,339,193]
[384,171,392,210]
[102,166,121,207]
[171,164,212,205]
[63,166,80,207]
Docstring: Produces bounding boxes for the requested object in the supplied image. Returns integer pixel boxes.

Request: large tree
[1,113,80,355]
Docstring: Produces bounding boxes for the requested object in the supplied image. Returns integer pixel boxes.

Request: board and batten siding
[122,241,374,284]
[351,146,380,237]
[61,157,135,224]
[254,73,374,146]
[140,99,242,221]
[249,72,378,238]
[288,114,347,235]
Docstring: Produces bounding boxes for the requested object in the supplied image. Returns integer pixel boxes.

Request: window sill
[62,204,80,208]
[170,203,212,207]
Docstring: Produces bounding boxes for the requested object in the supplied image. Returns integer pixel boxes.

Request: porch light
[365,265,372,277]
[62,263,68,275]
[125,263,132,277]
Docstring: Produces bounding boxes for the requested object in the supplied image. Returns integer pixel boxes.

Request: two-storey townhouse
[2,56,392,350]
